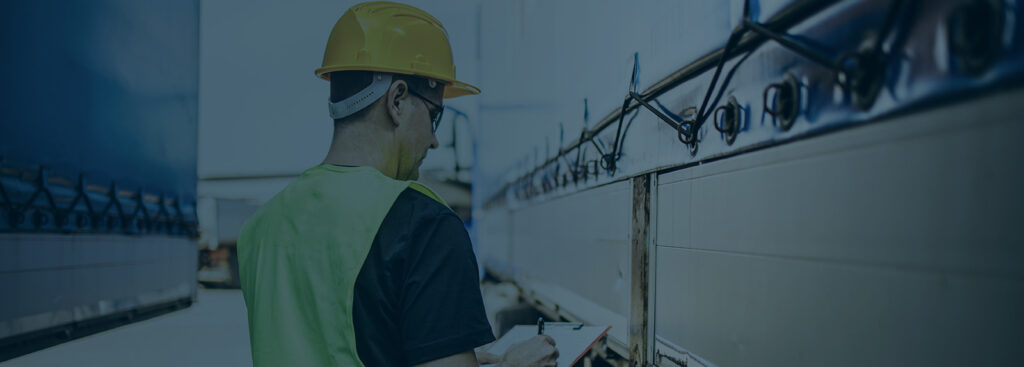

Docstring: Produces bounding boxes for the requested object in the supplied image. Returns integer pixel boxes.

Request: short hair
[329,71,442,123]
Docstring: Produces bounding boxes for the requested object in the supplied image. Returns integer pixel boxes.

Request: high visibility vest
[237,164,444,367]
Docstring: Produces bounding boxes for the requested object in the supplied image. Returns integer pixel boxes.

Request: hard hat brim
[315,65,480,99]
[443,80,481,99]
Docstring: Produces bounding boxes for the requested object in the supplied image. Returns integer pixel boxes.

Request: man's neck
[322,123,400,179]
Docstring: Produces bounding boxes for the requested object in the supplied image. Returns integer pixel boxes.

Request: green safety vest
[237,164,445,367]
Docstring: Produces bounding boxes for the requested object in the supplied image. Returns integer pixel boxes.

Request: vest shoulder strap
[408,182,448,207]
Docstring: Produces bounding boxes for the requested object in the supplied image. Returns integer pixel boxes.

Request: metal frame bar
[489,0,844,205]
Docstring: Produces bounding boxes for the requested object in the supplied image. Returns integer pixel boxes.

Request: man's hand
[476,349,502,364]
[496,335,559,367]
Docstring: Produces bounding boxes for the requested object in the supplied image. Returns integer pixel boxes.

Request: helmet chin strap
[328,73,393,120]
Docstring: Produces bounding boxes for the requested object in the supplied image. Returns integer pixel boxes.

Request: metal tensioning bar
[488,0,845,204]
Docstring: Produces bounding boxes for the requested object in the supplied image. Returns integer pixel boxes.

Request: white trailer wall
[653,89,1024,366]
[507,181,633,346]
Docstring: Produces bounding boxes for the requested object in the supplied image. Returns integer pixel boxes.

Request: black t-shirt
[353,188,496,366]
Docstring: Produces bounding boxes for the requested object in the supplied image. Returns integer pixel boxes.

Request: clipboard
[483,323,611,366]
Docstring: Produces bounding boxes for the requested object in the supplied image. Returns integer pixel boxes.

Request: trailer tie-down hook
[948,0,1005,76]
[763,73,800,131]
[714,96,742,145]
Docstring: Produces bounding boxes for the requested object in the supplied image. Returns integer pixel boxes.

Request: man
[237,2,558,366]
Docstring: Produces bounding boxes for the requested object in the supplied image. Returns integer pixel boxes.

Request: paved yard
[3,289,252,367]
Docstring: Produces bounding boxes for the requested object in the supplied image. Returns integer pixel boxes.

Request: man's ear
[386,79,409,127]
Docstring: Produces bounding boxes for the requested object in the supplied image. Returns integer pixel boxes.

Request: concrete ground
[2,289,252,367]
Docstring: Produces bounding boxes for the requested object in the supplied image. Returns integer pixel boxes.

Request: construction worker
[237,2,558,367]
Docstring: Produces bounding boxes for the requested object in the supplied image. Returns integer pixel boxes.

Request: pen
[537,317,544,335]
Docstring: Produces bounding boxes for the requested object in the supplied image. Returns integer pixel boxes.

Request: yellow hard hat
[316,1,480,99]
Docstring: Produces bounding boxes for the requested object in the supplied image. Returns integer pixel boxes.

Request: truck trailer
[474,0,1024,366]
[0,0,200,359]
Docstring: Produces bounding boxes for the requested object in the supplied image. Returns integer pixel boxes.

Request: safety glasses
[408,89,444,133]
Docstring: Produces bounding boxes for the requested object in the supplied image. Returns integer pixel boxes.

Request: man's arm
[397,209,496,364]
[417,335,559,367]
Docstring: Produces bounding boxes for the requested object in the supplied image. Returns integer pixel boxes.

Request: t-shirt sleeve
[400,210,496,365]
